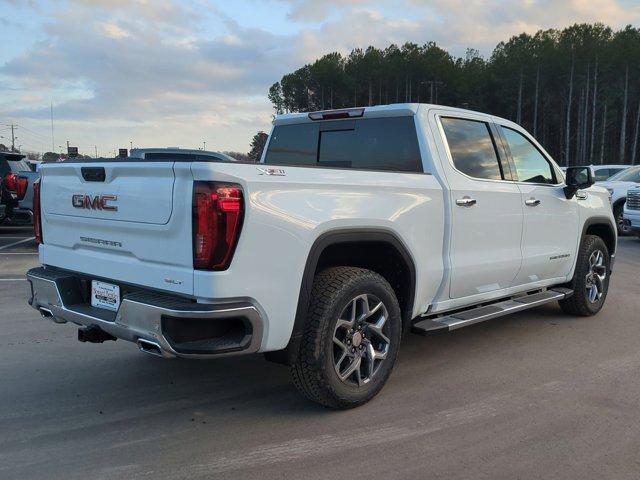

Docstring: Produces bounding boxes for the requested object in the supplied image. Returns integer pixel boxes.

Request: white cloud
[100,22,130,39]
[1,0,639,154]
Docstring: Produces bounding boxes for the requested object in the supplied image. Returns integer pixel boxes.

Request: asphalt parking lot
[1,226,640,480]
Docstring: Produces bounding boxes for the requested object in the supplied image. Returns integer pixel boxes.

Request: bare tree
[565,50,575,166]
[600,103,608,164]
[631,99,640,165]
[517,66,524,125]
[589,56,598,163]
[533,63,540,136]
[620,64,629,163]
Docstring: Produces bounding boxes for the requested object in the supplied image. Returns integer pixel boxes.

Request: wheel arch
[265,228,417,365]
[612,197,626,210]
[582,216,617,256]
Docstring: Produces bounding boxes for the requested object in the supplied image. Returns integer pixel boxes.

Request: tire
[614,202,632,236]
[291,266,402,409]
[559,235,610,316]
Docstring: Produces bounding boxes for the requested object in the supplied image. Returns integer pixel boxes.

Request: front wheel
[559,235,610,316]
[291,267,401,409]
[614,202,632,236]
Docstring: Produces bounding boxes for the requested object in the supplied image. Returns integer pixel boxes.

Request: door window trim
[437,115,514,184]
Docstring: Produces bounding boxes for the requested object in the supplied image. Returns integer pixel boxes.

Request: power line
[15,124,49,140]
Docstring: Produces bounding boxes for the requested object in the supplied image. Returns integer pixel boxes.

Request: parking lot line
[0,252,38,255]
[0,237,35,251]
[0,278,27,281]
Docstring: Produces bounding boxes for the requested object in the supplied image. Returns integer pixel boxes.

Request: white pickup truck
[28,104,616,408]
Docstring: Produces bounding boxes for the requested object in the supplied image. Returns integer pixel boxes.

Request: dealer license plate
[91,280,121,312]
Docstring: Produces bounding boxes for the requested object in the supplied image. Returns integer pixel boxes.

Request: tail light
[3,173,28,200]
[33,179,42,244]
[192,182,243,270]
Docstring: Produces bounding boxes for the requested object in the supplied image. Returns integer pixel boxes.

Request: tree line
[267,23,640,167]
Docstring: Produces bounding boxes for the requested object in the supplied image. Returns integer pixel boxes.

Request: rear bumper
[27,267,264,359]
[3,207,32,224]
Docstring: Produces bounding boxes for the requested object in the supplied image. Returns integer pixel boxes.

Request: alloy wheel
[332,294,390,387]
[585,249,607,303]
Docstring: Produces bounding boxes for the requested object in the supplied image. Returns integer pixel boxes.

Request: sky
[1,0,640,156]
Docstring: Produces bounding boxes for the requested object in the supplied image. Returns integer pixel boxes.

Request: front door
[436,115,524,299]
[498,125,578,284]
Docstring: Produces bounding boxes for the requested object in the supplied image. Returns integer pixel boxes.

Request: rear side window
[501,127,556,184]
[264,117,422,172]
[441,117,503,180]
[265,123,321,167]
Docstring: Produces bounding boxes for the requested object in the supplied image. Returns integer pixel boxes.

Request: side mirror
[564,166,595,199]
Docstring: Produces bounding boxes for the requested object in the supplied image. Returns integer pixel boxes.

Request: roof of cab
[273,103,419,126]
[272,103,511,126]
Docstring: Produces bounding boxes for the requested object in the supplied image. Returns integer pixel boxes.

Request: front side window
[501,127,556,184]
[608,166,640,183]
[441,117,503,180]
[594,169,611,182]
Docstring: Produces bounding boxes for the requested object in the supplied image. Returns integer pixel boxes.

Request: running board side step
[411,288,573,335]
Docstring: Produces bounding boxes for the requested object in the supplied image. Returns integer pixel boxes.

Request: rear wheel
[559,235,610,316]
[291,267,401,409]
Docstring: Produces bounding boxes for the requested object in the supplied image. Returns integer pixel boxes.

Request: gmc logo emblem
[72,194,118,211]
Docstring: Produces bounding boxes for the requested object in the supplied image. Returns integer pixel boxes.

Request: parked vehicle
[129,148,238,162]
[597,166,640,235]
[561,164,629,181]
[0,152,39,225]
[27,104,616,408]
[623,186,640,238]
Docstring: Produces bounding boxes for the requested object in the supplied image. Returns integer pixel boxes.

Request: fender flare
[267,228,416,365]
[580,216,616,253]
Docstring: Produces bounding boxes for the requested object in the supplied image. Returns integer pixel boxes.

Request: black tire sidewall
[575,236,610,315]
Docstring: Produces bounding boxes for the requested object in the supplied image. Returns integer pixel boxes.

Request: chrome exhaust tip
[137,339,164,357]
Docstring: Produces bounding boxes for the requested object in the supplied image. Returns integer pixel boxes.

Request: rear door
[497,125,577,284]
[40,161,195,295]
[434,113,523,299]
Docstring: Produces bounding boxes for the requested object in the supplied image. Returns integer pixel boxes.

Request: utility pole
[130,141,133,151]
[91,145,98,158]
[10,124,15,152]
[50,102,55,152]
[203,141,206,151]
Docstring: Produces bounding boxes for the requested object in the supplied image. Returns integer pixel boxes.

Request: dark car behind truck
[0,152,39,225]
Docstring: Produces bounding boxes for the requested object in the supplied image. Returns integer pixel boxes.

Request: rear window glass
[264,117,422,172]
[7,160,30,172]
[143,153,231,162]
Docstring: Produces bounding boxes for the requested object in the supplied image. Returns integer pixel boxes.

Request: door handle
[456,196,477,207]
[525,198,541,207]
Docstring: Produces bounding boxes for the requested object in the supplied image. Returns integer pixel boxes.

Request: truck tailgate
[40,162,195,295]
